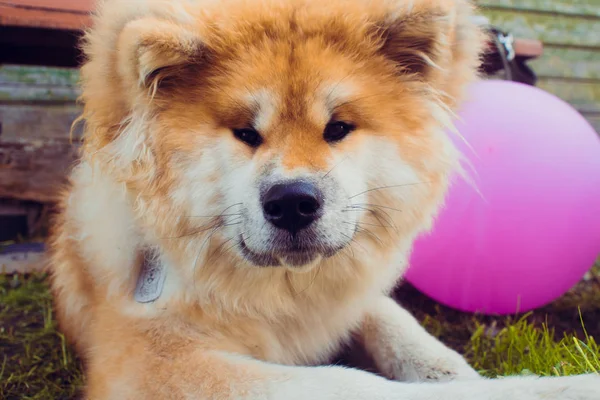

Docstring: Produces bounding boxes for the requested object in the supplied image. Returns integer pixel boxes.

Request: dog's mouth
[238,236,343,268]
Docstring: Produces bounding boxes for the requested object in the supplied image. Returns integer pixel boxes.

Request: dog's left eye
[323,121,355,143]
[233,127,263,148]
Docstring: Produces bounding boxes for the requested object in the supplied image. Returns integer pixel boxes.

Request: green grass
[0,274,84,400]
[1,260,599,398]
[468,314,600,377]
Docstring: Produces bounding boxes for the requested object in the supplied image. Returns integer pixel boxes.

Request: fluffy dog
[49,0,600,398]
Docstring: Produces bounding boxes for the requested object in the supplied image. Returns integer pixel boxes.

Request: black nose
[262,181,323,233]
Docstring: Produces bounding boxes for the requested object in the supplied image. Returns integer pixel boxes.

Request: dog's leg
[86,341,600,400]
[359,295,480,382]
[214,356,600,400]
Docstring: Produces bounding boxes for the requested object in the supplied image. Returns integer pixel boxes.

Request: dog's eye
[323,121,355,143]
[233,128,262,148]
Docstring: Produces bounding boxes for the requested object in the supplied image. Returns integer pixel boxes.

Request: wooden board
[479,0,600,17]
[0,0,93,30]
[0,139,79,203]
[537,79,600,108]
[0,104,82,141]
[483,8,600,48]
[531,46,600,80]
[4,0,94,13]
[0,65,80,102]
[0,64,79,86]
[0,65,81,203]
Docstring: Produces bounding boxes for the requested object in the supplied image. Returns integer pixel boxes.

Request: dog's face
[88,0,482,270]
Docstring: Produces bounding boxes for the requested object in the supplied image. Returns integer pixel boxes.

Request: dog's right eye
[233,128,263,148]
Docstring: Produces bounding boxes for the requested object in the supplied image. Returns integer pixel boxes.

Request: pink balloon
[405,80,600,315]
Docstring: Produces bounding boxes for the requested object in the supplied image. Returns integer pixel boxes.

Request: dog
[49,0,600,398]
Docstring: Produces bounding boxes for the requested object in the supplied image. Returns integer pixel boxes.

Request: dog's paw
[385,348,480,383]
[408,354,480,383]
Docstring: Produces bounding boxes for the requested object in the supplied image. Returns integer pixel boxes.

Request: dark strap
[480,26,538,86]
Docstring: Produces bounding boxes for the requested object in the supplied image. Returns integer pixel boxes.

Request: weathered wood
[0,4,89,30]
[0,65,82,202]
[0,104,82,141]
[537,79,600,109]
[531,46,600,80]
[483,9,600,48]
[0,64,80,102]
[0,64,79,86]
[0,83,80,102]
[0,0,92,31]
[0,139,79,203]
[5,0,94,13]
[478,0,600,18]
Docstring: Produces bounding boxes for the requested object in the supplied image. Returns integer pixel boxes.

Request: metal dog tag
[134,252,167,303]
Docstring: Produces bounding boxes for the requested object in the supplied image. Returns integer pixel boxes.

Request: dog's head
[80,0,483,271]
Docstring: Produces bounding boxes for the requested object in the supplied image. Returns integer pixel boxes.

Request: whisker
[370,210,398,234]
[205,235,238,266]
[191,223,225,290]
[343,205,396,231]
[163,221,242,239]
[348,182,429,199]
[358,206,397,232]
[347,203,402,212]
[295,264,322,296]
[321,156,349,180]
[344,221,393,229]
[167,203,244,239]
[340,232,367,255]
[355,226,384,247]
[185,213,242,219]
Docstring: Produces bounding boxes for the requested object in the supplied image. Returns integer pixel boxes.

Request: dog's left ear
[116,17,209,95]
[375,0,483,86]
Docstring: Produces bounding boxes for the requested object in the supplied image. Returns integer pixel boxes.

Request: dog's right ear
[117,18,208,95]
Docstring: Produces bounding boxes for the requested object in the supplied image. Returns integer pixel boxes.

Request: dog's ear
[375,0,483,83]
[116,18,208,94]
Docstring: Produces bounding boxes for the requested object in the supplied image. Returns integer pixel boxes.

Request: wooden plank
[0,104,82,141]
[0,139,79,203]
[0,4,90,30]
[4,0,95,13]
[482,9,600,48]
[0,65,79,86]
[0,82,80,102]
[537,79,600,108]
[0,65,80,101]
[530,46,600,80]
[478,0,600,18]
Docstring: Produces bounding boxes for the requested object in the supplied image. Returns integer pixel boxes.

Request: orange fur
[50,0,486,398]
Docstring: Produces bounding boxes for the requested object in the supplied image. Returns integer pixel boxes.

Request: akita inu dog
[49,0,600,398]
